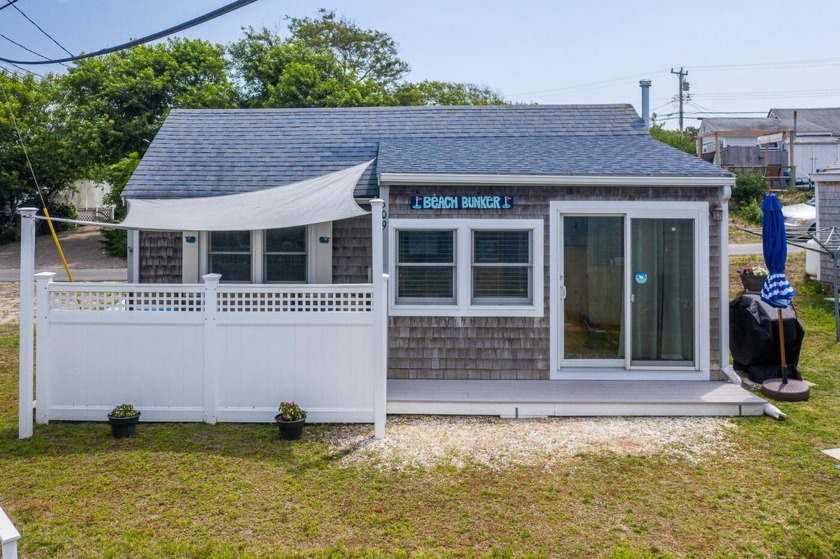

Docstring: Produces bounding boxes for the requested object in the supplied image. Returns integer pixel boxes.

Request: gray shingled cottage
[114,104,766,418]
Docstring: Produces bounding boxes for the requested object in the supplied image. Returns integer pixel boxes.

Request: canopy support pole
[777,308,788,384]
[371,199,387,440]
[18,208,37,439]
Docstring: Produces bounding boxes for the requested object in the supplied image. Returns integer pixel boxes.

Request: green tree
[649,117,696,155]
[60,37,238,167]
[230,11,406,108]
[392,81,505,106]
[229,10,506,108]
[287,9,409,85]
[0,71,87,227]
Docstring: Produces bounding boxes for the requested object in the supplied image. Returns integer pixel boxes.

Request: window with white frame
[396,230,455,303]
[207,227,309,283]
[265,226,307,283]
[209,231,252,282]
[472,230,532,304]
[390,219,543,317]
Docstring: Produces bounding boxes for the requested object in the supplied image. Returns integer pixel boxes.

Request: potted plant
[107,403,141,438]
[275,401,307,440]
[737,265,768,292]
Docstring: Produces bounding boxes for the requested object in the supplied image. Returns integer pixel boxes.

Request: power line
[507,69,670,98]
[0,61,43,77]
[8,1,74,57]
[0,0,258,65]
[0,32,69,68]
[0,0,19,13]
[691,56,840,72]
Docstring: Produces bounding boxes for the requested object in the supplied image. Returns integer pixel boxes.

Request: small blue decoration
[635,272,648,285]
[184,236,196,244]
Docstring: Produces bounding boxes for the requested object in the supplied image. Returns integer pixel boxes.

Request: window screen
[472,230,531,303]
[265,227,307,282]
[396,230,455,302]
[209,231,252,282]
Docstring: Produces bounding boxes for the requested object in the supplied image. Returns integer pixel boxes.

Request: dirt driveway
[0,226,125,270]
[0,226,126,323]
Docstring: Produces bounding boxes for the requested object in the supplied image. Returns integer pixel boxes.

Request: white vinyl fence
[0,504,20,559]
[34,273,387,430]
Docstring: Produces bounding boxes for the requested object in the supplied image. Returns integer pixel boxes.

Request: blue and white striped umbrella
[760,194,796,308]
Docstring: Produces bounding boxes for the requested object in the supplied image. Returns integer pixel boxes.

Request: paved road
[0,268,126,282]
[0,226,127,282]
[729,243,804,256]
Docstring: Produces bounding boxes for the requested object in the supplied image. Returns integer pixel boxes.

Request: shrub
[44,203,77,233]
[0,224,20,245]
[731,172,767,209]
[99,205,128,259]
[739,197,763,225]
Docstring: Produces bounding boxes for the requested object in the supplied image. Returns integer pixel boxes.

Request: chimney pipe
[639,79,651,129]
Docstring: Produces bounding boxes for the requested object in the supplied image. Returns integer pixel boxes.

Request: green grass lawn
[1,257,838,558]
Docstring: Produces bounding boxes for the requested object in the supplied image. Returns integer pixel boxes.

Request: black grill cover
[729,294,805,383]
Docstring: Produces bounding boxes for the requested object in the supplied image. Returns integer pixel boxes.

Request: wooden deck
[387,380,767,417]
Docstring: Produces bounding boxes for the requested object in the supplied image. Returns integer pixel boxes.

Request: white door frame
[549,201,711,380]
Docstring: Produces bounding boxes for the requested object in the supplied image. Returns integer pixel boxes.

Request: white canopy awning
[120,160,373,231]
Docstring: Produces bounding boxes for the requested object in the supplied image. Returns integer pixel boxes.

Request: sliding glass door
[558,211,698,371]
[630,218,695,366]
[562,216,625,363]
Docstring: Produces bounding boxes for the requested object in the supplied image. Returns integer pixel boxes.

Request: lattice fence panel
[50,288,204,312]
[217,289,372,313]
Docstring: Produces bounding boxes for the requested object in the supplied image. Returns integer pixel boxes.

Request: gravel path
[319,415,738,470]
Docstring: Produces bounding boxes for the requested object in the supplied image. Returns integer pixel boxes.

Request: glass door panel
[630,218,695,366]
[562,216,624,361]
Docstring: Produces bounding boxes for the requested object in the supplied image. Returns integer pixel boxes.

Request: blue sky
[2,0,840,128]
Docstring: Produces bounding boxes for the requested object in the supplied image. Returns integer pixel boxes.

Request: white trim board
[388,218,544,317]
[549,201,711,381]
[381,173,734,188]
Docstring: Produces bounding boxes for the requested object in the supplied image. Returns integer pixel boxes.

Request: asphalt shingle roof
[378,136,731,177]
[770,108,840,136]
[124,105,729,200]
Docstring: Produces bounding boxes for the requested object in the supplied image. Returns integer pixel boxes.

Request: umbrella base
[761,378,811,401]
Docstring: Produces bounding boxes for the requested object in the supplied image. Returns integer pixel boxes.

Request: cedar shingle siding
[385,184,726,380]
[139,231,182,283]
[332,211,372,284]
[819,181,840,284]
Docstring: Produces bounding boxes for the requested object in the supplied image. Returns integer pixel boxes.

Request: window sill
[389,304,544,318]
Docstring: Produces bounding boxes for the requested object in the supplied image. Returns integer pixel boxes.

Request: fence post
[0,503,20,559]
[370,199,387,439]
[35,272,56,424]
[17,208,37,439]
[203,274,221,425]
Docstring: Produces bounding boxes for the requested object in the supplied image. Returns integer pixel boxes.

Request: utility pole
[671,67,689,133]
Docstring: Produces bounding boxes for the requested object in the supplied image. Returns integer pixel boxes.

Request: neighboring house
[19,104,767,441]
[698,108,840,185]
[53,180,115,221]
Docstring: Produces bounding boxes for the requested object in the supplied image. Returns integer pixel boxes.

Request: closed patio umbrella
[759,193,810,401]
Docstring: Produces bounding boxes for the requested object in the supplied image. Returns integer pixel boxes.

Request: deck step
[387,380,767,417]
